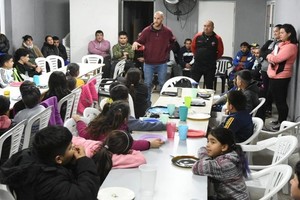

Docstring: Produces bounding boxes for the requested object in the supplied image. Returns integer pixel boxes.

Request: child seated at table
[73,100,164,151]
[109,82,166,132]
[220,90,253,143]
[0,95,15,164]
[0,126,100,200]
[43,71,71,119]
[192,127,250,200]
[291,161,300,200]
[0,54,14,88]
[72,130,146,184]
[13,82,45,123]
[66,63,84,88]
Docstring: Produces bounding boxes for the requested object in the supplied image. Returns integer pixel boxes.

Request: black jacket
[243,81,260,112]
[0,149,100,200]
[41,43,59,57]
[0,34,10,53]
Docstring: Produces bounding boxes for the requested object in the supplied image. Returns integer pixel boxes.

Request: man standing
[132,11,175,105]
[191,20,224,89]
[88,30,111,78]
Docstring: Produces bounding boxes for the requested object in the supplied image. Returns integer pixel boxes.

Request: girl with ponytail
[192,127,250,200]
[66,63,84,88]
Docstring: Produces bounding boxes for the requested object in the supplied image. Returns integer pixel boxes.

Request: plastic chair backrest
[128,94,136,118]
[215,56,233,75]
[272,135,298,164]
[113,59,126,79]
[58,93,75,122]
[238,117,263,145]
[247,164,292,200]
[160,76,197,95]
[22,106,52,150]
[0,120,26,158]
[64,117,90,136]
[46,55,64,71]
[35,57,47,73]
[81,54,104,64]
[83,107,101,122]
[250,97,266,117]
[71,87,82,115]
[0,188,16,200]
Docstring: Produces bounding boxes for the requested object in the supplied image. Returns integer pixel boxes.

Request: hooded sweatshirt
[0,149,100,200]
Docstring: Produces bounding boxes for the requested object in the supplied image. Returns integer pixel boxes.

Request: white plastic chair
[241,135,298,170]
[113,59,126,79]
[214,56,233,93]
[71,87,82,115]
[81,54,104,64]
[22,106,52,150]
[64,117,90,136]
[83,107,100,122]
[58,93,76,122]
[35,57,47,73]
[46,55,65,71]
[246,164,292,200]
[0,188,15,200]
[0,120,26,159]
[250,97,266,117]
[238,117,264,145]
[160,76,197,95]
[128,94,136,118]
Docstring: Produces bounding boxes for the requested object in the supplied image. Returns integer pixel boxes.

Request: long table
[100,88,214,200]
[0,63,104,108]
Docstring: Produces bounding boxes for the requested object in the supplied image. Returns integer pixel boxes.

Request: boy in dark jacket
[221,90,253,143]
[0,126,100,200]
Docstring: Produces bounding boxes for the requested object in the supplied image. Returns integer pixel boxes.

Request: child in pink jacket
[72,130,146,184]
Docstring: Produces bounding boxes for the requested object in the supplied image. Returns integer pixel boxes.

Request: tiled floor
[151,81,298,199]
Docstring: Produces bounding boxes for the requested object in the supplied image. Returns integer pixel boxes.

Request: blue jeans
[143,63,168,104]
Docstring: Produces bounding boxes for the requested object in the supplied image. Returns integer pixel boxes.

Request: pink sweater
[76,121,151,151]
[72,136,146,168]
[267,41,298,79]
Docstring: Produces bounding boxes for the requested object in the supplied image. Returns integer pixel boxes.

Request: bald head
[203,20,214,36]
[153,11,164,30]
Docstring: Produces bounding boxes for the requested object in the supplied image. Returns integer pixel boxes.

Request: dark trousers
[261,71,273,111]
[102,56,112,78]
[269,78,290,123]
[191,67,216,89]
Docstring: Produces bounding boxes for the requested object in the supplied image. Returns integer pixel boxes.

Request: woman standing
[267,24,298,130]
[260,24,282,117]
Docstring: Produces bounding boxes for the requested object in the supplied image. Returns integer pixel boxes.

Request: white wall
[70,0,119,62]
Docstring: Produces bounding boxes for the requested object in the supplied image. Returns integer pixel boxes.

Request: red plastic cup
[166,122,176,138]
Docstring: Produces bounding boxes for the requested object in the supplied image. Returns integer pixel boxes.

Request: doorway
[198,1,236,57]
[122,1,153,44]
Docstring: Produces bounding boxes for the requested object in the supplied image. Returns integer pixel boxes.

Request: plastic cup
[179,106,188,121]
[184,96,192,108]
[167,104,176,116]
[166,122,176,138]
[159,114,169,124]
[178,125,188,140]
[191,88,198,98]
[33,75,40,86]
[139,164,157,197]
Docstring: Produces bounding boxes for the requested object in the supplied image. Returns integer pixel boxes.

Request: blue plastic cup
[179,106,188,121]
[167,104,176,116]
[178,125,188,140]
[33,75,40,86]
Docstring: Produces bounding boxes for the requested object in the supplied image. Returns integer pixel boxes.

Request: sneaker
[271,124,280,131]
